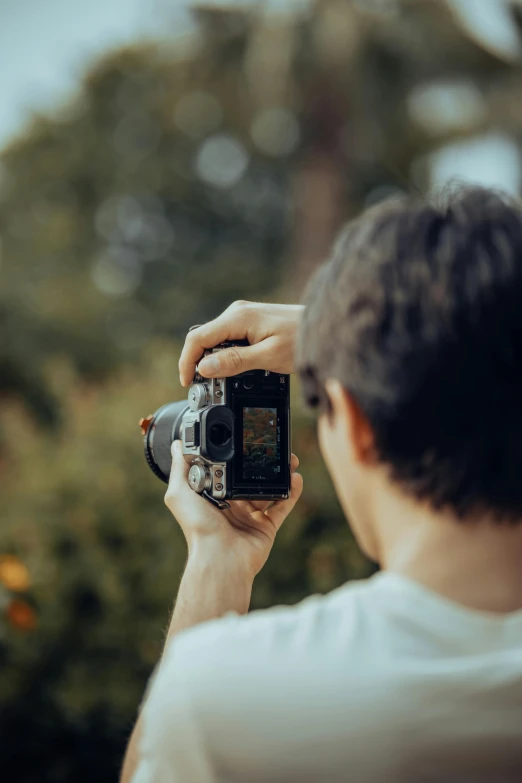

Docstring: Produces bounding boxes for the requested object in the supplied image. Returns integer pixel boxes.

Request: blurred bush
[1,1,522,780]
[0,344,371,781]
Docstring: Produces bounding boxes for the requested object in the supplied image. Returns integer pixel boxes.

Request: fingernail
[198,356,219,375]
[171,439,181,456]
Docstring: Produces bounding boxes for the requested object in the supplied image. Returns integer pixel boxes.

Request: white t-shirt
[133,572,522,783]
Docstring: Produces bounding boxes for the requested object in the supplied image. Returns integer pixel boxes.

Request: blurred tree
[1,1,521,431]
[1,0,522,780]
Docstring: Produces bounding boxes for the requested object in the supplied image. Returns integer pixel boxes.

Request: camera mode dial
[188,463,212,494]
[189,383,210,411]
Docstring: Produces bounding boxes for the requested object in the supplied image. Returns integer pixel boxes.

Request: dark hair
[298,187,522,522]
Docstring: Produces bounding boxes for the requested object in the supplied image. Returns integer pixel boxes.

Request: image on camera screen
[242,407,279,481]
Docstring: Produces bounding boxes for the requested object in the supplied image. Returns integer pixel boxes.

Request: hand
[178,301,304,387]
[165,441,303,580]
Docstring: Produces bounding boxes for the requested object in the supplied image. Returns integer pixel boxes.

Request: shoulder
[141,577,381,737]
[136,577,382,780]
[163,576,375,672]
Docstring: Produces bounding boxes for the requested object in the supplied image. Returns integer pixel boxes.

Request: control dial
[189,383,210,411]
[188,464,212,494]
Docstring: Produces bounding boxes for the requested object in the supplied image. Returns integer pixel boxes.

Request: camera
[139,337,291,509]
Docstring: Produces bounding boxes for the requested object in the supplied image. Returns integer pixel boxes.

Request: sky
[0,0,193,150]
[0,0,520,192]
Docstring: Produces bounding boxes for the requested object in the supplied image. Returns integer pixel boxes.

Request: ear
[324,379,376,464]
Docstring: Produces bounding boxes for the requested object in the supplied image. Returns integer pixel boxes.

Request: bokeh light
[430,133,521,195]
[6,599,37,631]
[0,555,31,592]
[251,108,300,157]
[408,80,486,134]
[195,134,249,189]
[91,247,142,297]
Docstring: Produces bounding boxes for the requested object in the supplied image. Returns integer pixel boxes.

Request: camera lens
[140,400,189,484]
[209,422,232,447]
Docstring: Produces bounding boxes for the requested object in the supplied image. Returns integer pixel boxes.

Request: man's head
[297,187,522,559]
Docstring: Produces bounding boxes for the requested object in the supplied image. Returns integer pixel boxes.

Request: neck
[373,482,522,613]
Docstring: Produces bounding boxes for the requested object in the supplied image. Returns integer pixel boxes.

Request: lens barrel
[143,401,189,483]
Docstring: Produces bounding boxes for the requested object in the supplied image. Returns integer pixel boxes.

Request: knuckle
[164,488,175,509]
[183,331,196,353]
[225,347,242,370]
[187,322,207,344]
[230,299,252,315]
[185,329,207,361]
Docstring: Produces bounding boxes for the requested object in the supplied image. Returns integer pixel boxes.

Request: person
[122,187,522,783]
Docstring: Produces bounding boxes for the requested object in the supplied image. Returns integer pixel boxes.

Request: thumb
[164,440,190,509]
[198,343,267,378]
[164,441,222,532]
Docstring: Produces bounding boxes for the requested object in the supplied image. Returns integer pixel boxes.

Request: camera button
[215,469,223,478]
[242,378,254,390]
[232,380,240,390]
[189,464,211,493]
[184,422,200,448]
[189,383,210,411]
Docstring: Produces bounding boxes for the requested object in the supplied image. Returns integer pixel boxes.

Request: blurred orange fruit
[7,599,37,630]
[0,555,31,592]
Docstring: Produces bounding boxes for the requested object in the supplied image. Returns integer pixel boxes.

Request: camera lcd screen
[242,406,280,481]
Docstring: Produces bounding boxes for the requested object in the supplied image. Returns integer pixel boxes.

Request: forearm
[120,541,253,783]
[166,540,252,641]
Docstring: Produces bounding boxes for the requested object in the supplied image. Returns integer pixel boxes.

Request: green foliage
[1,1,522,779]
[0,346,371,781]
[0,41,292,427]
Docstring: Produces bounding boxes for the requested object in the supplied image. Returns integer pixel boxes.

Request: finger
[265,472,303,530]
[179,304,253,386]
[224,500,282,542]
[164,440,190,511]
[243,499,273,514]
[290,453,299,472]
[198,339,277,379]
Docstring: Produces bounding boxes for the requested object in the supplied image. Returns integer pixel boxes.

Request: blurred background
[1,0,522,779]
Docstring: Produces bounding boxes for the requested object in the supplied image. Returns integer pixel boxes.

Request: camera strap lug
[202,490,231,510]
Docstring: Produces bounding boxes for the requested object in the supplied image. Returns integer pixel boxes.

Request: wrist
[186,538,255,608]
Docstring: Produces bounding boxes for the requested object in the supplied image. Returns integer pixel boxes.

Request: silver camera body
[141,340,291,509]
[183,355,236,506]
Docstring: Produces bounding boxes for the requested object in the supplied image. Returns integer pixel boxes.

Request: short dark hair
[298,187,522,522]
